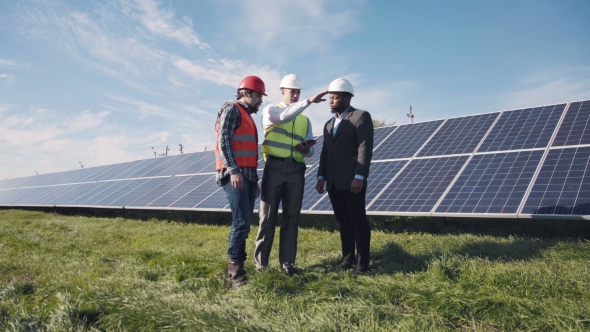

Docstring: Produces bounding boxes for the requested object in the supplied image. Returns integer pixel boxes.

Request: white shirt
[261,100,315,158]
[332,106,351,135]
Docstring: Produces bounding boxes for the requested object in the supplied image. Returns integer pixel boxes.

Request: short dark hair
[236,89,252,99]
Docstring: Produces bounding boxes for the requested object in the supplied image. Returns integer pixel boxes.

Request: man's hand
[307,91,329,104]
[350,178,363,193]
[231,173,244,191]
[316,179,325,194]
[294,141,316,153]
[255,184,260,198]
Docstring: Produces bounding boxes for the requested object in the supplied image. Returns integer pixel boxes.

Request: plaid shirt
[215,100,259,184]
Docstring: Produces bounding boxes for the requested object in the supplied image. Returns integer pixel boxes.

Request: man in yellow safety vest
[254,74,328,275]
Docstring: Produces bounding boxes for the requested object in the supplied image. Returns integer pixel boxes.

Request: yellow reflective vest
[262,104,309,163]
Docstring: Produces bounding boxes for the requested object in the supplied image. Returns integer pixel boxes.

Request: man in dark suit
[316,78,374,276]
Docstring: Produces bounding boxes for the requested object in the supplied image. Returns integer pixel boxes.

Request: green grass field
[0,209,589,331]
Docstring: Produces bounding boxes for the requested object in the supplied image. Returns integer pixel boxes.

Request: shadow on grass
[307,236,558,277]
[2,207,589,240]
[369,237,559,275]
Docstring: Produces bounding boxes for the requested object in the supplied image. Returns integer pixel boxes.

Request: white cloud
[10,1,286,97]
[0,104,16,113]
[172,57,283,101]
[63,110,110,131]
[130,0,209,49]
[0,58,30,69]
[0,73,14,85]
[505,66,590,108]
[228,0,363,54]
[183,105,210,116]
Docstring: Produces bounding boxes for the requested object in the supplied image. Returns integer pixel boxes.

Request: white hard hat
[279,74,303,90]
[328,78,354,96]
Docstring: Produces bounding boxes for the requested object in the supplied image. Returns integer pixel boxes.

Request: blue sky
[1,0,589,179]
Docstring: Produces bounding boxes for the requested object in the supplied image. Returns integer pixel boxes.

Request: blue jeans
[223,179,257,261]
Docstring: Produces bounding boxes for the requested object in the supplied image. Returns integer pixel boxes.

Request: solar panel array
[1,99,589,219]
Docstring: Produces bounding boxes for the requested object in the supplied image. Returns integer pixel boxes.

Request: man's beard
[249,104,259,114]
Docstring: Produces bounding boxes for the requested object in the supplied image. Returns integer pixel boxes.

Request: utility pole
[407,106,414,124]
[151,147,157,157]
[165,146,169,156]
[179,144,183,154]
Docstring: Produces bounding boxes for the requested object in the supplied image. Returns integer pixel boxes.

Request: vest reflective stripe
[233,135,258,142]
[262,104,308,163]
[264,126,306,142]
[215,102,258,170]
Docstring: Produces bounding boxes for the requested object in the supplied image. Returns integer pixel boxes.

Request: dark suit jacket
[318,107,374,191]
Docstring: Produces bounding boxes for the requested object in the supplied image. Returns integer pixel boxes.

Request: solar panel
[301,136,324,167]
[126,176,189,207]
[53,183,93,205]
[552,100,590,147]
[478,104,565,152]
[147,175,199,207]
[108,178,167,207]
[25,185,66,206]
[140,154,188,178]
[1,99,588,219]
[114,159,157,179]
[60,168,92,185]
[125,158,170,178]
[372,126,398,149]
[0,178,15,190]
[93,162,135,182]
[81,164,120,183]
[70,166,108,184]
[368,156,469,213]
[168,175,217,208]
[372,120,443,160]
[14,186,54,206]
[24,173,60,188]
[417,113,499,157]
[81,180,129,206]
[521,146,590,216]
[60,182,111,206]
[35,184,80,206]
[169,175,225,208]
[435,150,544,214]
[177,152,216,175]
[196,186,229,209]
[6,188,36,205]
[94,179,147,207]
[155,153,203,176]
[300,167,323,210]
[0,188,11,204]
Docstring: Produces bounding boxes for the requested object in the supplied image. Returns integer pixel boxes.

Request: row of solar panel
[1,100,588,191]
[1,100,589,218]
[1,146,588,217]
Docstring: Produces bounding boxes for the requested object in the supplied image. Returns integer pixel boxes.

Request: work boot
[228,259,247,288]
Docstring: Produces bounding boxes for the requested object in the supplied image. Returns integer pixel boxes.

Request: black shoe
[353,266,370,277]
[337,261,354,270]
[283,266,295,276]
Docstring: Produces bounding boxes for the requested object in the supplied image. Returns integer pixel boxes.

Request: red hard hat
[237,76,267,96]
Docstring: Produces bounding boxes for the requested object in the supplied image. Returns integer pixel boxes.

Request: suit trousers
[327,185,371,269]
[254,158,306,269]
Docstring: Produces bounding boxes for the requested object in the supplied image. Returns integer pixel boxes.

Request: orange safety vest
[215,102,258,170]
